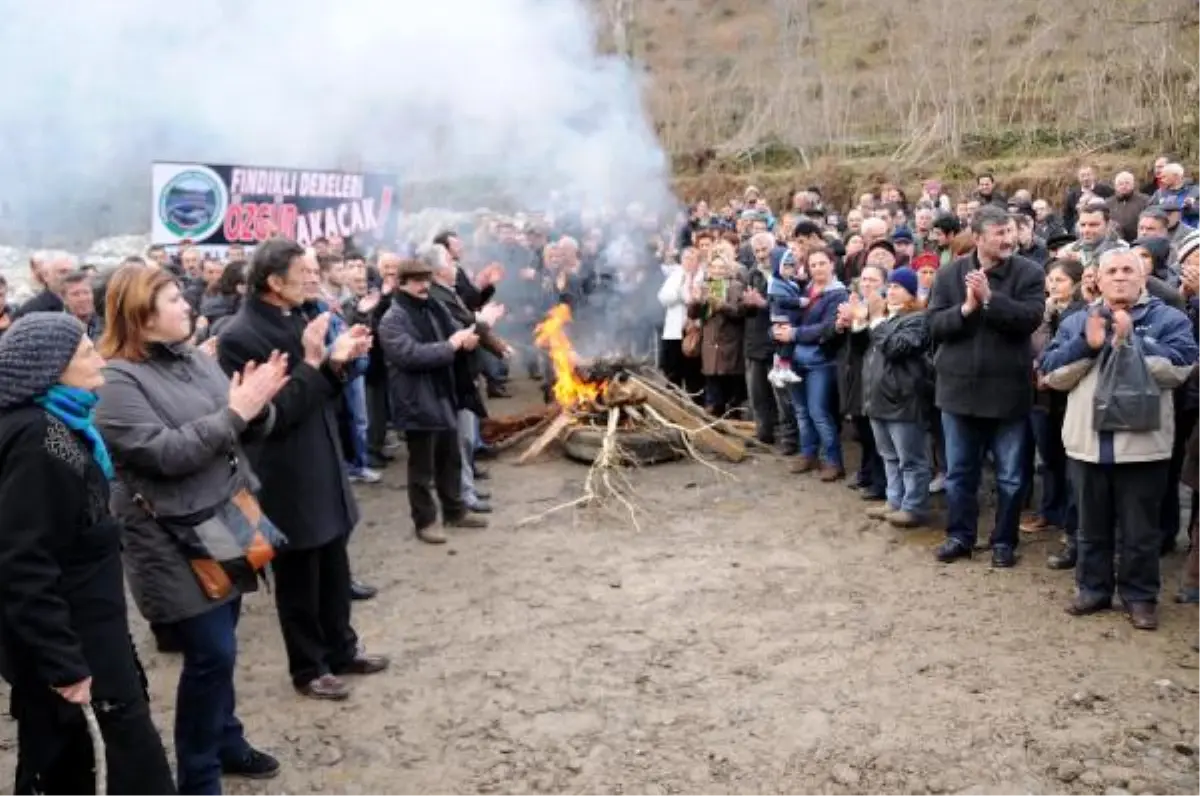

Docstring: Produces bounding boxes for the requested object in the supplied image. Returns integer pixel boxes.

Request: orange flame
[534,304,603,409]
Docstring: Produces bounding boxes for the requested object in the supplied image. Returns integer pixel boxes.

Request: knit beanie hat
[0,312,88,410]
[1177,231,1200,265]
[888,267,920,299]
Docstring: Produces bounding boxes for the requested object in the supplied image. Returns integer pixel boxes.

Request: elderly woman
[0,313,174,795]
[686,254,747,417]
[94,267,288,794]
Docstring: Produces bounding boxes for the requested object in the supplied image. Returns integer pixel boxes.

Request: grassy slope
[598,0,1198,206]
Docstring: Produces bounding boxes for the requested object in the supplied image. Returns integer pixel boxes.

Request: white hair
[751,231,775,249]
[557,235,579,252]
[1115,171,1135,183]
[417,243,452,275]
[861,217,889,239]
[1097,247,1138,272]
[1165,163,1185,177]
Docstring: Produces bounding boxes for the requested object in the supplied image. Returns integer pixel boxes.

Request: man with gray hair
[1107,171,1151,242]
[927,205,1047,568]
[1151,163,1200,228]
[424,243,509,515]
[1040,248,1197,629]
[15,251,75,318]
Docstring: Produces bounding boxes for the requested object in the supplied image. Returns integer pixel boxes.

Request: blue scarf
[35,385,115,480]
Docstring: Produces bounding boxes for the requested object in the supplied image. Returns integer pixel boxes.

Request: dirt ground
[2,382,1199,795]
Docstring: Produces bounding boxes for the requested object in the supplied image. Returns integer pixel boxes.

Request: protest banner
[151,162,397,254]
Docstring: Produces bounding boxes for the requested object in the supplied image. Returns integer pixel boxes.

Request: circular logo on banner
[158,166,228,241]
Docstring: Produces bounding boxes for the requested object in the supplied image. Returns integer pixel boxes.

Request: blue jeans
[172,599,250,795]
[941,412,1028,549]
[344,376,369,472]
[1029,408,1077,534]
[870,418,931,516]
[458,409,481,504]
[480,349,509,388]
[789,364,842,467]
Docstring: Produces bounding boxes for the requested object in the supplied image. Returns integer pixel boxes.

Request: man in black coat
[927,205,1046,567]
[377,257,488,544]
[217,239,388,701]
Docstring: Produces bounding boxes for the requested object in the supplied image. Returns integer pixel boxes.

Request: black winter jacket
[378,291,461,432]
[0,407,147,715]
[927,252,1046,419]
[862,312,932,423]
[216,297,359,550]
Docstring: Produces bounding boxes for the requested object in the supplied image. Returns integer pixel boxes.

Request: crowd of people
[0,155,1197,794]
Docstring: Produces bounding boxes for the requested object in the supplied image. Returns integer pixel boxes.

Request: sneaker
[778,369,802,385]
[222,748,281,780]
[349,467,382,484]
[767,368,786,389]
[928,473,946,494]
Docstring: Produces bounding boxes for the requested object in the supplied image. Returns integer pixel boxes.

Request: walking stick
[81,703,107,796]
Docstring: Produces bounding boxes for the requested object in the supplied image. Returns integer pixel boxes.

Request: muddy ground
[2,382,1199,795]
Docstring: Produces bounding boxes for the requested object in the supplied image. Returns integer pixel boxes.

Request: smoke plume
[0,0,673,251]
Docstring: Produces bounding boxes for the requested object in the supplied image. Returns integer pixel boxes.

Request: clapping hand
[965,270,991,304]
[330,324,372,364]
[478,302,506,326]
[229,351,289,421]
[1111,309,1133,344]
[357,289,382,314]
[1085,311,1107,350]
[742,287,766,308]
[449,324,480,351]
[476,263,505,289]
[771,323,794,343]
[302,313,332,367]
[199,336,220,359]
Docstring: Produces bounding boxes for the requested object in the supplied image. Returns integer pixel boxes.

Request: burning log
[575,354,655,383]
[514,302,760,529]
[517,412,573,464]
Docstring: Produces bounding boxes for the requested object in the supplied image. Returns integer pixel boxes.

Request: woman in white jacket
[657,247,705,399]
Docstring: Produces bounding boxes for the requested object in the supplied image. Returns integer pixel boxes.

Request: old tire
[562,425,685,466]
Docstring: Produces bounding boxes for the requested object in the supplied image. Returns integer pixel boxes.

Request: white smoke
[0,0,674,258]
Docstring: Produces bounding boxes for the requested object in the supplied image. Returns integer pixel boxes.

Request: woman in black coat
[0,313,174,795]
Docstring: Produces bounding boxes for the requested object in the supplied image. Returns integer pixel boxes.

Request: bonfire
[483,304,766,529]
